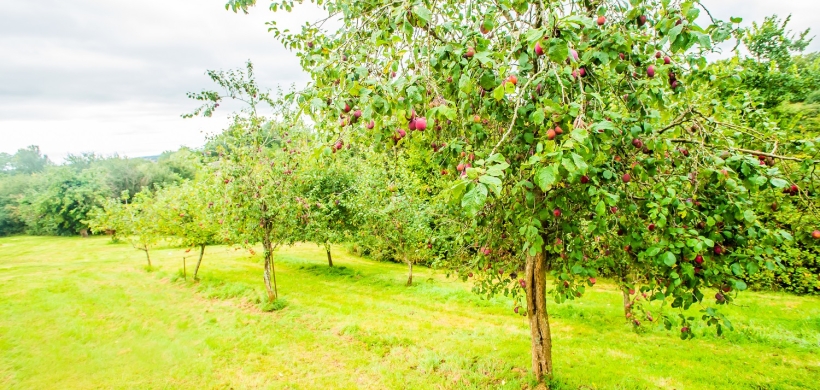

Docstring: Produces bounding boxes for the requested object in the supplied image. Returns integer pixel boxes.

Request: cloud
[0,0,817,161]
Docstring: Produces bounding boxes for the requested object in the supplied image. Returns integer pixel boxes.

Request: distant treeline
[0,146,203,236]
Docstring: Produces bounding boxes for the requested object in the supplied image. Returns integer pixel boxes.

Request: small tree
[296,158,358,267]
[187,61,305,302]
[89,190,161,267]
[154,178,223,280]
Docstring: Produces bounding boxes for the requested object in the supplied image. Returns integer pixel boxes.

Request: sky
[1,0,818,162]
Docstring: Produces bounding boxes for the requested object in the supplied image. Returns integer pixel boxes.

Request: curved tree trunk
[325,243,333,267]
[526,247,552,382]
[193,245,205,281]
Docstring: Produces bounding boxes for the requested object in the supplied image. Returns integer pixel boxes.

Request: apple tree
[153,178,224,280]
[186,61,306,302]
[295,155,358,267]
[233,0,819,380]
[89,189,161,268]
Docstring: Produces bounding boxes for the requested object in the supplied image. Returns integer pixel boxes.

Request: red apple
[535,42,544,56]
[553,208,562,218]
[812,230,820,239]
[415,117,427,131]
[546,129,557,140]
[464,47,475,58]
[622,173,631,183]
[647,65,656,78]
[597,15,606,26]
[648,223,656,231]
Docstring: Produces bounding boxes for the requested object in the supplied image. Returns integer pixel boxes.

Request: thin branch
[668,139,807,162]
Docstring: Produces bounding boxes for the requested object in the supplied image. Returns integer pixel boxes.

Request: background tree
[154,177,224,280]
[17,166,109,236]
[296,156,358,267]
[88,190,161,267]
[188,61,305,302]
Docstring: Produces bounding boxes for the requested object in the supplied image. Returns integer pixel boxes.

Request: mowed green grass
[0,236,819,389]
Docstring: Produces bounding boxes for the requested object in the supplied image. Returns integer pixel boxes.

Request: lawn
[0,236,818,389]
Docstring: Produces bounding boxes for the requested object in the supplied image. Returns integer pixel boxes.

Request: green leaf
[743,210,755,223]
[595,200,606,216]
[734,280,748,291]
[548,39,569,63]
[571,153,588,174]
[668,24,684,46]
[478,175,503,196]
[535,165,557,191]
[461,184,488,216]
[661,251,677,267]
[769,178,789,188]
[531,109,545,125]
[412,5,431,25]
[493,85,505,101]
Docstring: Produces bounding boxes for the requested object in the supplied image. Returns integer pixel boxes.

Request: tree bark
[193,245,205,281]
[406,258,413,286]
[262,231,277,302]
[526,247,553,382]
[622,288,633,319]
[325,243,333,267]
[144,249,152,267]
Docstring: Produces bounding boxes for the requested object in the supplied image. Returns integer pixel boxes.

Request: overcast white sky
[1,0,818,162]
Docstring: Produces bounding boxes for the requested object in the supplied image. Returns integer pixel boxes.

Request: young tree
[237,0,820,381]
[154,178,223,280]
[296,157,358,267]
[88,190,161,267]
[187,61,305,302]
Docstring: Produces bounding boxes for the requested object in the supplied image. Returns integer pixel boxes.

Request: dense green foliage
[0,148,203,236]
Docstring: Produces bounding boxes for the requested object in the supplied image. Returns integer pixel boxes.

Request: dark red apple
[648,223,656,231]
[694,255,703,265]
[622,173,631,183]
[647,65,656,78]
[632,138,643,148]
[580,175,590,184]
[553,208,562,218]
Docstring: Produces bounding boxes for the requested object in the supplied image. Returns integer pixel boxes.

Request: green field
[0,236,819,389]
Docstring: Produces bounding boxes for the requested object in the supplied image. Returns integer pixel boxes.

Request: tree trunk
[261,228,278,302]
[406,258,413,286]
[622,288,633,319]
[193,245,205,281]
[325,243,333,267]
[144,249,152,267]
[526,248,553,382]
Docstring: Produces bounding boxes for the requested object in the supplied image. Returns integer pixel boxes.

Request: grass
[0,236,819,389]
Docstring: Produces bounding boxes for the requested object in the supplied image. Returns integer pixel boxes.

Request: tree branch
[668,139,807,161]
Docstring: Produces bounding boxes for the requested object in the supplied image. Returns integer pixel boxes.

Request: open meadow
[1,236,818,389]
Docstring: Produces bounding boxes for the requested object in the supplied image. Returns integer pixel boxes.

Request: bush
[744,245,820,295]
[805,90,820,104]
